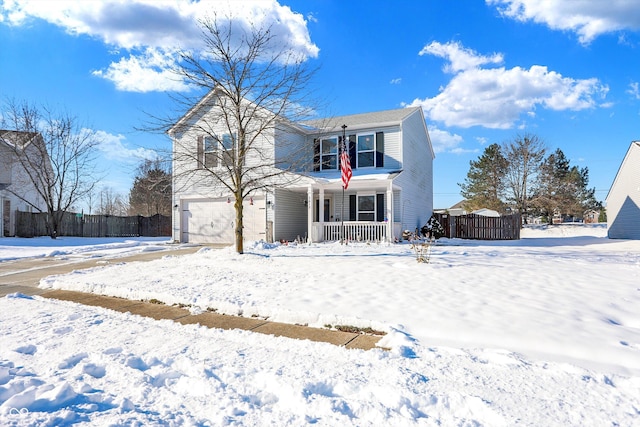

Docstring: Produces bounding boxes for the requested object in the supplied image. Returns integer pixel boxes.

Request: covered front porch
[304,174,401,243]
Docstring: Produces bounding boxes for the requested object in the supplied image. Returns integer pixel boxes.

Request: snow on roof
[301,107,422,132]
[471,208,501,217]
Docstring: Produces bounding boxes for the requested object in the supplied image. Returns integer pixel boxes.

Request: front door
[314,198,331,222]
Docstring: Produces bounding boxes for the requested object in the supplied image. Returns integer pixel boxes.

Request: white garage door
[181,197,266,244]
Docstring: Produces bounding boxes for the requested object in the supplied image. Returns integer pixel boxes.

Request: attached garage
[180,197,266,244]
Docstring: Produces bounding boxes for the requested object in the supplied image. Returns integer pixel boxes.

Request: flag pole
[341,124,347,245]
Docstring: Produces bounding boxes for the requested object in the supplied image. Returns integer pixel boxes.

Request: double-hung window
[357,194,376,221]
[203,136,217,168]
[357,133,375,168]
[221,133,234,167]
[320,137,338,170]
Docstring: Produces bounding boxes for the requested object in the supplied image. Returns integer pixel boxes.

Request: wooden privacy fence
[15,211,171,238]
[434,213,521,240]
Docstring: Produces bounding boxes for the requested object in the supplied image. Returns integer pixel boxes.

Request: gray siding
[273,188,308,241]
[607,142,640,239]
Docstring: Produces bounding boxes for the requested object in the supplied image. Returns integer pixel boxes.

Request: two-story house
[170,90,434,244]
[0,130,49,237]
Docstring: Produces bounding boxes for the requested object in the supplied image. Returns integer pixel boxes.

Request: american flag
[340,139,352,189]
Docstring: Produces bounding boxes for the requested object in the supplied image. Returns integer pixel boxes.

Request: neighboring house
[606,141,640,239]
[583,209,599,224]
[434,200,467,217]
[170,90,435,244]
[0,130,48,237]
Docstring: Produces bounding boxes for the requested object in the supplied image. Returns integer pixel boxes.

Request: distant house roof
[301,107,423,132]
[450,200,467,210]
[472,208,501,217]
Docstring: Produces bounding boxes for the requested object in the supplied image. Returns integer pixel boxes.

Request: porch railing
[314,221,394,242]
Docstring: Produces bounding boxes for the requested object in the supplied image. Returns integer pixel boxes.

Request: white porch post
[387,180,394,242]
[318,187,324,242]
[307,185,313,243]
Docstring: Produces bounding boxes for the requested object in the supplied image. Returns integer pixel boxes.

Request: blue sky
[1,0,640,209]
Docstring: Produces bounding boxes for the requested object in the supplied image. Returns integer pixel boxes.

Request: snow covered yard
[1,224,639,425]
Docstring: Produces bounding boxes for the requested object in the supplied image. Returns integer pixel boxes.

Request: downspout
[307,185,313,243]
[387,179,394,242]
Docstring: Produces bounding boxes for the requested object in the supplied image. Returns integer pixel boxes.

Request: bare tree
[0,99,102,238]
[502,133,546,221]
[96,187,129,216]
[166,15,319,253]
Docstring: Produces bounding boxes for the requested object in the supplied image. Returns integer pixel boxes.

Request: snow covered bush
[421,215,445,240]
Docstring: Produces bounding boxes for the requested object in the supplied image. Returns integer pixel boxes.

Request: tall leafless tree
[165,15,320,253]
[96,186,129,216]
[502,133,546,221]
[0,99,102,238]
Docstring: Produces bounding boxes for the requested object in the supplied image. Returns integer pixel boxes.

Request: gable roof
[0,130,40,150]
[301,107,423,132]
[606,141,640,201]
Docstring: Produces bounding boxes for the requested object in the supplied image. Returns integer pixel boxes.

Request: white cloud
[95,130,158,163]
[487,0,640,44]
[0,0,318,92]
[390,78,402,85]
[627,82,640,100]
[409,41,608,129]
[419,41,503,73]
[427,125,464,153]
[92,48,192,93]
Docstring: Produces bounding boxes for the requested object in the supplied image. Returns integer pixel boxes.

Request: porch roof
[282,169,403,192]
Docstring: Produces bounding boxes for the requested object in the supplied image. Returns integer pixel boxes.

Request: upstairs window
[204,136,217,168]
[357,133,375,168]
[320,137,338,170]
[221,133,234,167]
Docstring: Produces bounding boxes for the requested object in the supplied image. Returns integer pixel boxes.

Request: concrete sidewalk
[1,247,384,351]
[41,289,383,350]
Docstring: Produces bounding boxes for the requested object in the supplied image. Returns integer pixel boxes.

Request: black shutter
[375,132,384,168]
[349,195,356,221]
[376,194,385,222]
[314,199,319,222]
[313,138,320,171]
[197,136,204,169]
[349,134,356,169]
[338,135,343,169]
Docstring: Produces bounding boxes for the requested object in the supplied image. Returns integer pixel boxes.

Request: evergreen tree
[532,149,601,221]
[129,159,172,216]
[458,143,507,212]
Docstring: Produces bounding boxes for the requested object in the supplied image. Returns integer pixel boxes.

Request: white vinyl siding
[607,142,640,239]
[393,109,434,231]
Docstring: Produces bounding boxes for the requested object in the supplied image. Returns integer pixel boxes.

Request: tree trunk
[234,194,244,254]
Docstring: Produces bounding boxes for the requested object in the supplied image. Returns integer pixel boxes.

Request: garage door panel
[182,198,233,244]
[181,197,265,244]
